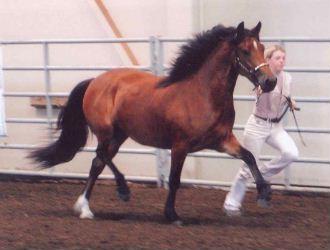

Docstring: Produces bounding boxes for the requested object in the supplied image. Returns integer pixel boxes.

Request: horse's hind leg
[74,156,105,219]
[74,131,128,219]
[97,132,130,201]
[107,161,130,201]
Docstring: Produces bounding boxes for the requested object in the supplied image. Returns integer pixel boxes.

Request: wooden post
[94,0,139,66]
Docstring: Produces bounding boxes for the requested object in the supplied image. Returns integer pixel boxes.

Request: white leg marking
[73,193,94,219]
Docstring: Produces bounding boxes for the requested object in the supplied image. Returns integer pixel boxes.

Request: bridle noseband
[235,56,269,85]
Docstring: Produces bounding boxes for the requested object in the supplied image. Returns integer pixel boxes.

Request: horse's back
[88,68,160,90]
[83,69,165,141]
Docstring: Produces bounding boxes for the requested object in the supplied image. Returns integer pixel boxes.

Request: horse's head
[232,22,277,93]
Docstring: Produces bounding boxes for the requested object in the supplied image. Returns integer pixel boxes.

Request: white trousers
[224,114,299,210]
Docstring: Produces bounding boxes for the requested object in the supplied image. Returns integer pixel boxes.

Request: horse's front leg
[164,142,187,225]
[222,133,272,206]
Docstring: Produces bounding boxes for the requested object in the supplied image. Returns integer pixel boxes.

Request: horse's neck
[197,47,238,105]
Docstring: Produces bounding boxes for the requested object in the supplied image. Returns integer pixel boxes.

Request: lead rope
[285,96,306,146]
[280,73,306,146]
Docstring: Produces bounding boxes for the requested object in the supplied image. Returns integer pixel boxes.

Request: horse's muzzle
[258,75,277,93]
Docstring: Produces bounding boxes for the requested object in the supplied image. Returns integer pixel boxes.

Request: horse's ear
[251,21,262,39]
[233,21,245,44]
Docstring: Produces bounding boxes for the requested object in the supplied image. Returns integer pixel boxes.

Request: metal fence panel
[0,37,329,191]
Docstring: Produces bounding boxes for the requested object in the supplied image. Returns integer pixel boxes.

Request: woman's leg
[262,125,299,179]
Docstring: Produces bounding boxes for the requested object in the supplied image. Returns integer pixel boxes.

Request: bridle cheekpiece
[235,56,269,86]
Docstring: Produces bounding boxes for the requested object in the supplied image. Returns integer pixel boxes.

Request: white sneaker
[223,207,242,217]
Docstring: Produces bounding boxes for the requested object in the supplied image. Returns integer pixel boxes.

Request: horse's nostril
[267,77,277,90]
[260,76,277,92]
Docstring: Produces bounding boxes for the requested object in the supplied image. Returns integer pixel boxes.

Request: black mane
[158,25,237,87]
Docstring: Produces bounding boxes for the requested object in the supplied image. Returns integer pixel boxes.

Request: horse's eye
[242,50,250,56]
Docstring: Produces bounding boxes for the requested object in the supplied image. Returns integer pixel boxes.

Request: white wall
[0,0,329,187]
[201,0,330,36]
[0,0,199,65]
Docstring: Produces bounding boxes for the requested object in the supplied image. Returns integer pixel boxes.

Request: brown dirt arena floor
[0,177,329,250]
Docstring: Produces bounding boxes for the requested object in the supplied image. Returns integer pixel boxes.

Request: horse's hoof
[117,187,130,202]
[257,198,272,209]
[223,207,242,217]
[164,209,180,224]
[172,219,183,226]
[165,213,183,226]
[117,191,130,202]
[80,210,94,219]
[73,196,94,219]
[257,182,272,201]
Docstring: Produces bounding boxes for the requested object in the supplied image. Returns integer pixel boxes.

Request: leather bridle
[235,56,269,87]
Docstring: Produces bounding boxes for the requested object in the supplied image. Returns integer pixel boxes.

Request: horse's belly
[127,128,171,149]
[117,113,172,149]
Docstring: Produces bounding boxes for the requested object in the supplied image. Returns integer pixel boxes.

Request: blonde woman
[223,45,299,216]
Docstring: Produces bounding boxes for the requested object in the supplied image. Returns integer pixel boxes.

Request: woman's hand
[289,98,300,111]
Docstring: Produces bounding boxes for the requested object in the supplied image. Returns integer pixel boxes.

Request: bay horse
[29,22,276,224]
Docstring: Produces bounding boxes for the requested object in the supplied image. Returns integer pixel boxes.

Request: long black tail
[29,78,93,168]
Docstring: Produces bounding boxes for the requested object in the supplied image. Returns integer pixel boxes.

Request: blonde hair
[264,45,286,59]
